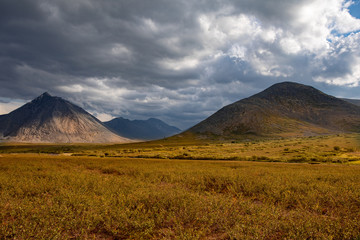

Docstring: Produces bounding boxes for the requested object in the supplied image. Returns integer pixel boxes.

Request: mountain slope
[187,82,360,138]
[104,117,181,140]
[343,98,360,107]
[0,92,131,143]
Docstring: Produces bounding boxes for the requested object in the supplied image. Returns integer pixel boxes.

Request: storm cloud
[1,0,360,129]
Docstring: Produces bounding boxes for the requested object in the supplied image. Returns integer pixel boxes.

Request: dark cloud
[1,0,360,129]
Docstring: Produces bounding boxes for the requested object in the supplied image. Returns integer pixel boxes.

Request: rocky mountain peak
[32,92,52,101]
[0,93,131,143]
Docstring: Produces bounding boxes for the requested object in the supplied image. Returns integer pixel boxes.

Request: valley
[1,133,359,164]
[1,142,360,239]
[1,82,360,239]
[2,0,360,238]
[1,133,360,239]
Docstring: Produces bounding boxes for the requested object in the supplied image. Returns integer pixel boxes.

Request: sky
[1,0,360,130]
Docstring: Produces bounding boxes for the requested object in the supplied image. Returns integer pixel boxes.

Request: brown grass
[1,150,360,239]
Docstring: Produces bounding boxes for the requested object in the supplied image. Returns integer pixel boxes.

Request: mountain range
[1,82,359,143]
[0,92,180,143]
[104,117,181,140]
[186,82,360,138]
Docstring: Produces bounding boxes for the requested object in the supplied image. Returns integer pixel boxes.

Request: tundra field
[1,134,360,239]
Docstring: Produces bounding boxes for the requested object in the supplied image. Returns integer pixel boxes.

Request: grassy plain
[1,134,360,239]
[2,133,359,163]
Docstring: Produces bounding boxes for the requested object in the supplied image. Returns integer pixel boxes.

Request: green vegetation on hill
[1,154,360,239]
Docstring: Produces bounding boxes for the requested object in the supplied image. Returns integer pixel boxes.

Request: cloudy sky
[1,0,360,129]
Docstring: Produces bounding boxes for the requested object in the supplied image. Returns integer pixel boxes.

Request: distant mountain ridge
[186,82,360,138]
[0,92,131,143]
[104,117,181,140]
[343,98,360,107]
[2,83,359,143]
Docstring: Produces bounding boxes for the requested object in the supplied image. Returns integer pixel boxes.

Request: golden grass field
[1,133,360,239]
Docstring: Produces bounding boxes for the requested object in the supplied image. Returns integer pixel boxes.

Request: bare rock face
[187,82,360,138]
[0,92,131,143]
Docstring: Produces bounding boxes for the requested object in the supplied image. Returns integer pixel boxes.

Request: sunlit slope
[186,82,360,138]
